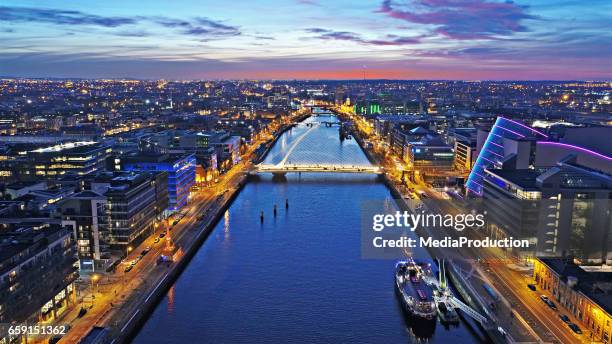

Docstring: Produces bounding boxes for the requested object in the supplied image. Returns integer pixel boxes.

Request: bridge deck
[256,164,382,174]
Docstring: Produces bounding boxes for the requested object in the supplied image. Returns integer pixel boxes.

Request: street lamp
[126,245,133,258]
[90,274,99,306]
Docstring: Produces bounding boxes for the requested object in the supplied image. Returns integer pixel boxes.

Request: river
[132,113,489,343]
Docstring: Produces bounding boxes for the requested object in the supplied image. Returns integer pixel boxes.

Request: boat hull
[395,260,437,321]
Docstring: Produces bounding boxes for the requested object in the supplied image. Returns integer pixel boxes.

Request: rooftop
[29,141,97,153]
[485,169,542,190]
[123,152,194,164]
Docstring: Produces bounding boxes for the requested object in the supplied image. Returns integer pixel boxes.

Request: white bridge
[257,163,382,174]
[256,121,381,175]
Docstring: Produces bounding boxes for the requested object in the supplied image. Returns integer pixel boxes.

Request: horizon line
[2,76,611,82]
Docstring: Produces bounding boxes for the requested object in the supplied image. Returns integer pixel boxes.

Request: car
[547,300,558,310]
[559,314,570,323]
[159,232,166,238]
[540,295,549,302]
[154,237,160,244]
[48,335,63,344]
[568,323,582,334]
[141,247,151,256]
[527,284,537,291]
[124,265,133,273]
[77,307,87,318]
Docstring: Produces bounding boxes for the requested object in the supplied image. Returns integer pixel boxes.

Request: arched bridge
[255,121,381,175]
[257,164,381,174]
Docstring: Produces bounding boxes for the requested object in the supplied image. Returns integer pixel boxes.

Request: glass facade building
[466,117,548,195]
[122,153,196,212]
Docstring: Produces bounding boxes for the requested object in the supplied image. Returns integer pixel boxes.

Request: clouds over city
[0,6,241,39]
[305,28,422,46]
[377,0,537,39]
[0,0,610,80]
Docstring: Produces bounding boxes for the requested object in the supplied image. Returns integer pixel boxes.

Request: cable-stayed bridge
[255,122,381,175]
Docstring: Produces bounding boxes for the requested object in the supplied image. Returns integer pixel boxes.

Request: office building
[0,227,78,325]
[0,141,111,183]
[452,128,478,172]
[121,154,195,212]
[483,151,611,263]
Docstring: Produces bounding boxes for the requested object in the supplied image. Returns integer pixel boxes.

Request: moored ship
[395,259,437,320]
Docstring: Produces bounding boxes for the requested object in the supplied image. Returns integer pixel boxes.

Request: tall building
[58,190,108,271]
[483,152,611,263]
[97,172,162,252]
[452,128,478,172]
[121,153,195,212]
[59,171,169,268]
[467,117,548,195]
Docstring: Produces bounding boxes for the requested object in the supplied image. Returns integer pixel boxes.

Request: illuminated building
[90,172,168,252]
[466,117,548,195]
[58,190,107,271]
[483,150,611,263]
[1,141,112,182]
[58,171,169,267]
[534,257,612,343]
[0,227,78,326]
[121,153,195,212]
[452,128,478,172]
[404,135,454,171]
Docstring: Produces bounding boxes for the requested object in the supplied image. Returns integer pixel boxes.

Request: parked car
[124,265,133,273]
[141,247,151,256]
[540,295,549,302]
[568,323,582,334]
[527,284,537,291]
[48,335,63,344]
[559,314,570,323]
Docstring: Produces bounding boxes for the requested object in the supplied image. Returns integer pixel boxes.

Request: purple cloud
[377,0,537,39]
[297,0,320,5]
[0,6,136,27]
[0,7,240,39]
[155,17,240,37]
[305,28,421,46]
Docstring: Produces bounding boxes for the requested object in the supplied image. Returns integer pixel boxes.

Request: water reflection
[133,114,488,344]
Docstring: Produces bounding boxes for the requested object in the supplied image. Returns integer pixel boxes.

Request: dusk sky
[1,0,611,80]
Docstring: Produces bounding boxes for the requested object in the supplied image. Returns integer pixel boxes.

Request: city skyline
[1,0,611,80]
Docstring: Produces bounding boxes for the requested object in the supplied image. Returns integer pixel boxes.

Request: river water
[133,114,489,343]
